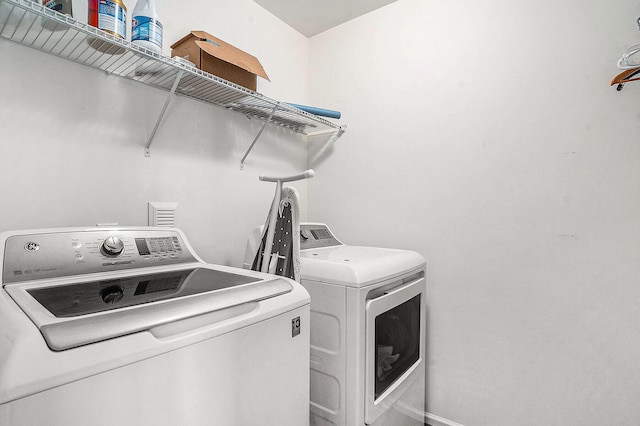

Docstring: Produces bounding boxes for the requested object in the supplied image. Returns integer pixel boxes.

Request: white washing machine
[245,223,426,425]
[0,227,310,426]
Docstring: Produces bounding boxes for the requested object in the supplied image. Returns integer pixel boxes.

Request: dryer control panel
[2,228,198,284]
[300,223,343,250]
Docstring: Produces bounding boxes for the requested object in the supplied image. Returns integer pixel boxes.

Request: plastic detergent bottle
[131,0,163,53]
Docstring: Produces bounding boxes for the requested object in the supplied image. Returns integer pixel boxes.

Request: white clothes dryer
[245,222,426,426]
[299,223,426,426]
[0,227,310,426]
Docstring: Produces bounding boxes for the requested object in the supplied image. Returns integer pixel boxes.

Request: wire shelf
[0,0,345,162]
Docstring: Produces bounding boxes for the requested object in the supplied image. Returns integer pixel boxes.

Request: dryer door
[364,275,425,424]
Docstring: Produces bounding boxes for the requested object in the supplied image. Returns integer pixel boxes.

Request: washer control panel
[2,228,198,284]
[300,223,343,250]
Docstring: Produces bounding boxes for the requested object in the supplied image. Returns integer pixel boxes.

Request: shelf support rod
[145,69,185,157]
[239,103,279,170]
[309,125,347,164]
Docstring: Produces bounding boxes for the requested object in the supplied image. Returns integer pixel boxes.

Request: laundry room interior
[1,0,639,425]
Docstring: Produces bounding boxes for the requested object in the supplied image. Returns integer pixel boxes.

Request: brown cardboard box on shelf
[170,31,269,91]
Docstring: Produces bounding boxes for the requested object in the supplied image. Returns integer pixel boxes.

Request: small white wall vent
[148,202,178,227]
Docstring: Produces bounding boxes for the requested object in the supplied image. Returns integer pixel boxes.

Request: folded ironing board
[251,186,300,280]
[250,170,314,282]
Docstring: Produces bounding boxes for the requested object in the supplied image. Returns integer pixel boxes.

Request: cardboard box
[170,31,269,91]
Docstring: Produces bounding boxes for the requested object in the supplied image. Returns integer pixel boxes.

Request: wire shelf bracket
[240,103,279,169]
[145,69,184,157]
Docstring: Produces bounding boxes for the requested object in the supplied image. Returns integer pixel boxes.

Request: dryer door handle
[365,276,424,314]
[367,273,424,302]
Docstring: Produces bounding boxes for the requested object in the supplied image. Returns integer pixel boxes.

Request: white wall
[308,0,640,424]
[0,0,311,266]
[4,1,640,424]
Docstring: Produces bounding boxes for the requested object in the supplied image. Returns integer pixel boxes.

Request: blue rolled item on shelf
[286,103,341,119]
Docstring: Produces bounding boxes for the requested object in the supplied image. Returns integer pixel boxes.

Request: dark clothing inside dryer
[374,294,421,394]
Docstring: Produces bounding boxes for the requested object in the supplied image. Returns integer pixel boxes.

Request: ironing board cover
[251,186,301,282]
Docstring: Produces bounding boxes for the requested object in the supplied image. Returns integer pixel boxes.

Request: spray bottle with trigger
[131,0,163,54]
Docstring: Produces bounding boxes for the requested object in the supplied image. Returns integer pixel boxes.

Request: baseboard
[395,401,463,426]
[425,411,464,426]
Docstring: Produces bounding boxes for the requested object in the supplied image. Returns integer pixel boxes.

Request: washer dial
[101,236,124,257]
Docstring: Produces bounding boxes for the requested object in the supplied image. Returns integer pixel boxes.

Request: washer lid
[5,267,292,351]
[26,267,260,318]
[300,245,425,287]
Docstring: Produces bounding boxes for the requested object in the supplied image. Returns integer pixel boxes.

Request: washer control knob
[100,285,124,304]
[101,236,124,257]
